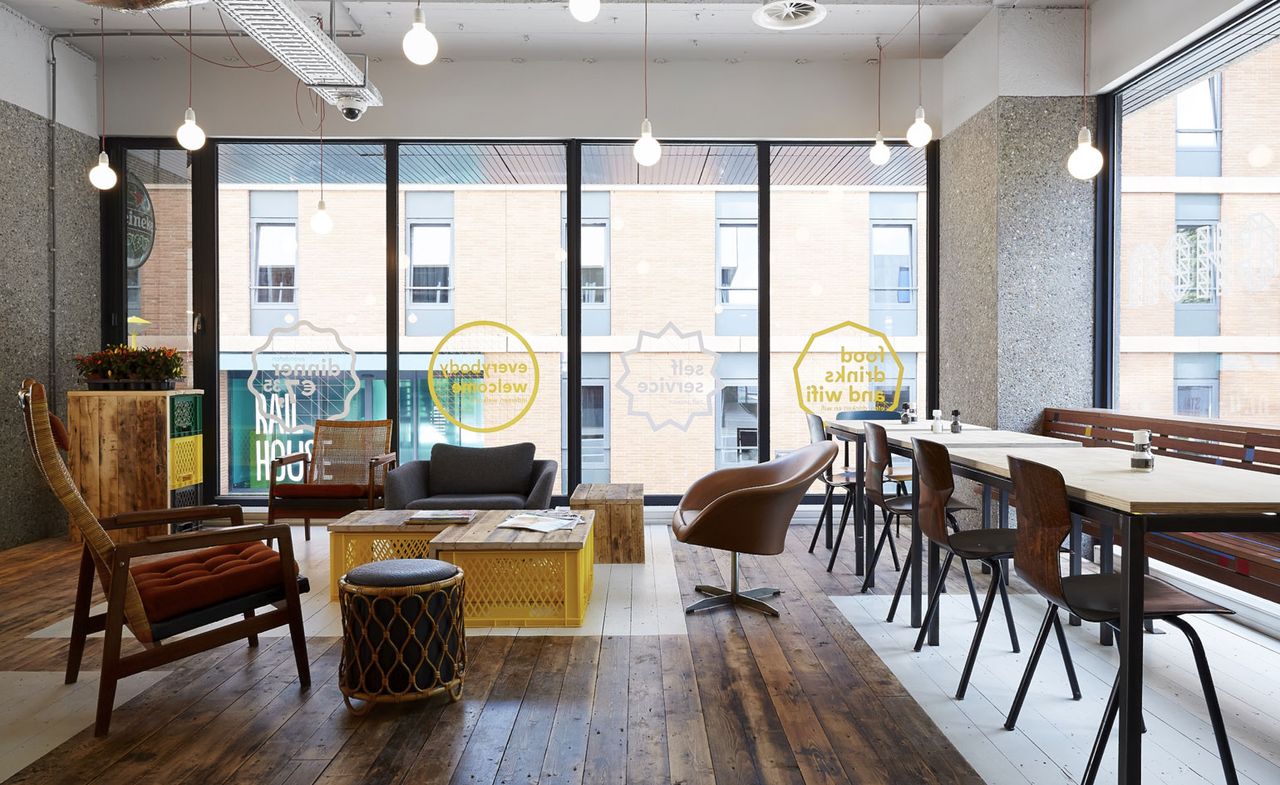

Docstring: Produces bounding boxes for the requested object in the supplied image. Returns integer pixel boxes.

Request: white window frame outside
[407,220,454,306]
[250,219,298,306]
[716,221,759,306]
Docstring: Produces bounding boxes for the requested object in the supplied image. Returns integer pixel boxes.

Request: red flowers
[74,345,185,382]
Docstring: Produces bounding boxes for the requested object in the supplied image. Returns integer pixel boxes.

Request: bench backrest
[1041,407,1280,476]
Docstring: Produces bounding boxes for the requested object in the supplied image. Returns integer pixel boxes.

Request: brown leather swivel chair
[673,441,838,616]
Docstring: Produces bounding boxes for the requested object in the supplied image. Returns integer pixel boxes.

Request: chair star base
[686,583,782,616]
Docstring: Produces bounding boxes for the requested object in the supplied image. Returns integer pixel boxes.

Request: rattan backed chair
[269,419,396,540]
[19,379,310,736]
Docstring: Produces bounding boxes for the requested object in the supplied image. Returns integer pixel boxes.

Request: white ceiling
[6,0,1082,63]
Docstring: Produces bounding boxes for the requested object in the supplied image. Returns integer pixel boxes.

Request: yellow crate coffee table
[327,509,455,599]
[428,510,596,628]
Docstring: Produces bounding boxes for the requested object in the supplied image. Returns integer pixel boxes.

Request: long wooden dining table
[891,439,1280,785]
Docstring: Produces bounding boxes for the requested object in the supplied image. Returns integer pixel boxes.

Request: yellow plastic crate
[328,530,439,599]
[433,534,594,628]
[168,435,203,490]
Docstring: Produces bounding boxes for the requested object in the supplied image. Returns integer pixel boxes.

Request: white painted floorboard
[833,590,1280,785]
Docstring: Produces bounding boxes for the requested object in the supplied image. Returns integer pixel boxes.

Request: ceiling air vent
[79,0,207,10]
[751,0,828,31]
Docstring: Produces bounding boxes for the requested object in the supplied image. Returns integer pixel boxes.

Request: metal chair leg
[959,558,981,620]
[1164,616,1239,785]
[995,565,1020,652]
[1051,606,1083,700]
[1005,603,1056,730]
[861,515,893,592]
[827,491,855,573]
[809,486,835,553]
[685,552,782,617]
[886,542,915,618]
[1083,671,1122,785]
[885,512,901,571]
[955,566,1000,699]
[913,552,954,652]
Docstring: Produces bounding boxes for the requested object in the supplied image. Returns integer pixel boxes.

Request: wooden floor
[0,521,982,785]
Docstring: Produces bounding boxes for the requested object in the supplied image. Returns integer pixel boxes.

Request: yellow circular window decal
[427,320,541,434]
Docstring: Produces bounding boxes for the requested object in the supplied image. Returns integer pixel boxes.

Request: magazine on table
[498,509,586,533]
[406,509,477,525]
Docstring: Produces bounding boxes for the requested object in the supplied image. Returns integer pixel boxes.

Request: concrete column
[937,9,1096,433]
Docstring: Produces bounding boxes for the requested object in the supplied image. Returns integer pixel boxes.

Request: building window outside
[563,192,611,337]
[408,222,452,304]
[249,191,298,305]
[1173,194,1221,337]
[1174,353,1220,418]
[717,223,759,304]
[1175,75,1222,176]
[126,268,141,318]
[581,222,610,304]
[717,384,759,468]
[869,192,919,338]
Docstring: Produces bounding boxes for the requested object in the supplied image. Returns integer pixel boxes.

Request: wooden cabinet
[66,390,204,543]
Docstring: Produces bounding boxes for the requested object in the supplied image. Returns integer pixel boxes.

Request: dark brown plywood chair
[911,437,1020,700]
[673,441,838,616]
[268,418,396,540]
[1006,456,1238,785]
[19,379,310,736]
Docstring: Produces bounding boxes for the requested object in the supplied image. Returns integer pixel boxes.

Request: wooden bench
[1041,408,1280,604]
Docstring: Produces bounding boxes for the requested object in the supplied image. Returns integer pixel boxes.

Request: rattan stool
[338,558,465,715]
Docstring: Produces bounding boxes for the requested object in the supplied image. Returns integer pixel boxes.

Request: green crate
[169,394,202,438]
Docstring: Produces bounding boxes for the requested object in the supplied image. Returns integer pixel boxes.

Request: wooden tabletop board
[429,509,596,552]
[948,446,1280,515]
[326,508,455,535]
[826,420,991,437]
[570,483,644,503]
[883,429,1083,450]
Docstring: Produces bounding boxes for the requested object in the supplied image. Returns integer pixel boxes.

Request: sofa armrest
[525,460,558,509]
[386,460,430,509]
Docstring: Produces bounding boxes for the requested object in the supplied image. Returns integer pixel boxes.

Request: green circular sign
[125,172,155,270]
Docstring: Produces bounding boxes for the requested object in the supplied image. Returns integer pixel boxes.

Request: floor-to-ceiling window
[397,144,566,490]
[769,144,928,459]
[216,143,388,495]
[1112,6,1280,424]
[579,143,759,495]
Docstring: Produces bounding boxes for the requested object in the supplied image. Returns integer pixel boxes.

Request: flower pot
[85,379,176,391]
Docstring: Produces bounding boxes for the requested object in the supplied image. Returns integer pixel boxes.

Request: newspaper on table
[498,509,586,533]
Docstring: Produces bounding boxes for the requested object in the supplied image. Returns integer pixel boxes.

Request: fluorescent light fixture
[214,0,382,109]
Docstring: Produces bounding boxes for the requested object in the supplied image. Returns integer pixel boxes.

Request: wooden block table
[327,509,453,599]
[570,483,644,564]
[428,510,596,628]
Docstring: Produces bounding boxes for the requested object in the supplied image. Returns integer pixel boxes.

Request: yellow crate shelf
[168,434,203,490]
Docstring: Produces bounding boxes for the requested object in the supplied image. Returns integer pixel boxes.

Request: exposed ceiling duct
[212,0,382,115]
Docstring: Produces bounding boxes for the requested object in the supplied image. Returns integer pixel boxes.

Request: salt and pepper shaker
[1131,429,1155,472]
[900,403,911,425]
[950,409,962,433]
[931,409,944,434]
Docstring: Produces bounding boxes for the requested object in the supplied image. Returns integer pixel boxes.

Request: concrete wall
[0,99,101,549]
[103,55,943,141]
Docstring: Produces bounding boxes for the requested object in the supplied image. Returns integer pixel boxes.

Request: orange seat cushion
[132,542,283,622]
[271,483,382,499]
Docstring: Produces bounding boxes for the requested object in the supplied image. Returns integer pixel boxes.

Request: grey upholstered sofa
[385,442,557,510]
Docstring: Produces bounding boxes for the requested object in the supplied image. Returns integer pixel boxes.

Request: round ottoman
[338,558,465,714]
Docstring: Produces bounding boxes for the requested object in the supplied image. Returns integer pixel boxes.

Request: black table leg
[1068,516,1082,627]
[910,453,923,629]
[998,489,1011,583]
[981,486,992,575]
[1117,514,1145,785]
[1100,524,1115,646]
[854,437,866,576]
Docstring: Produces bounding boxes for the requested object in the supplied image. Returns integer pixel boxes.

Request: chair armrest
[270,452,310,493]
[368,453,399,506]
[386,460,430,509]
[526,460,558,509]
[102,504,245,531]
[114,523,279,560]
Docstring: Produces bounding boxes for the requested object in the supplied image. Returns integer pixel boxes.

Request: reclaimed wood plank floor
[0,522,978,785]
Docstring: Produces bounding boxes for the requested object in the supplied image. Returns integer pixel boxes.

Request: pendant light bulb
[569,0,601,23]
[89,151,117,190]
[311,199,333,234]
[402,6,439,65]
[176,107,206,151]
[906,106,933,148]
[633,118,661,167]
[1068,126,1104,180]
[869,132,892,166]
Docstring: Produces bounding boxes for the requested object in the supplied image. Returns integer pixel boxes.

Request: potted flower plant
[74,345,185,390]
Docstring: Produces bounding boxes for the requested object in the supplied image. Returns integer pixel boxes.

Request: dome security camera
[335,93,368,122]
